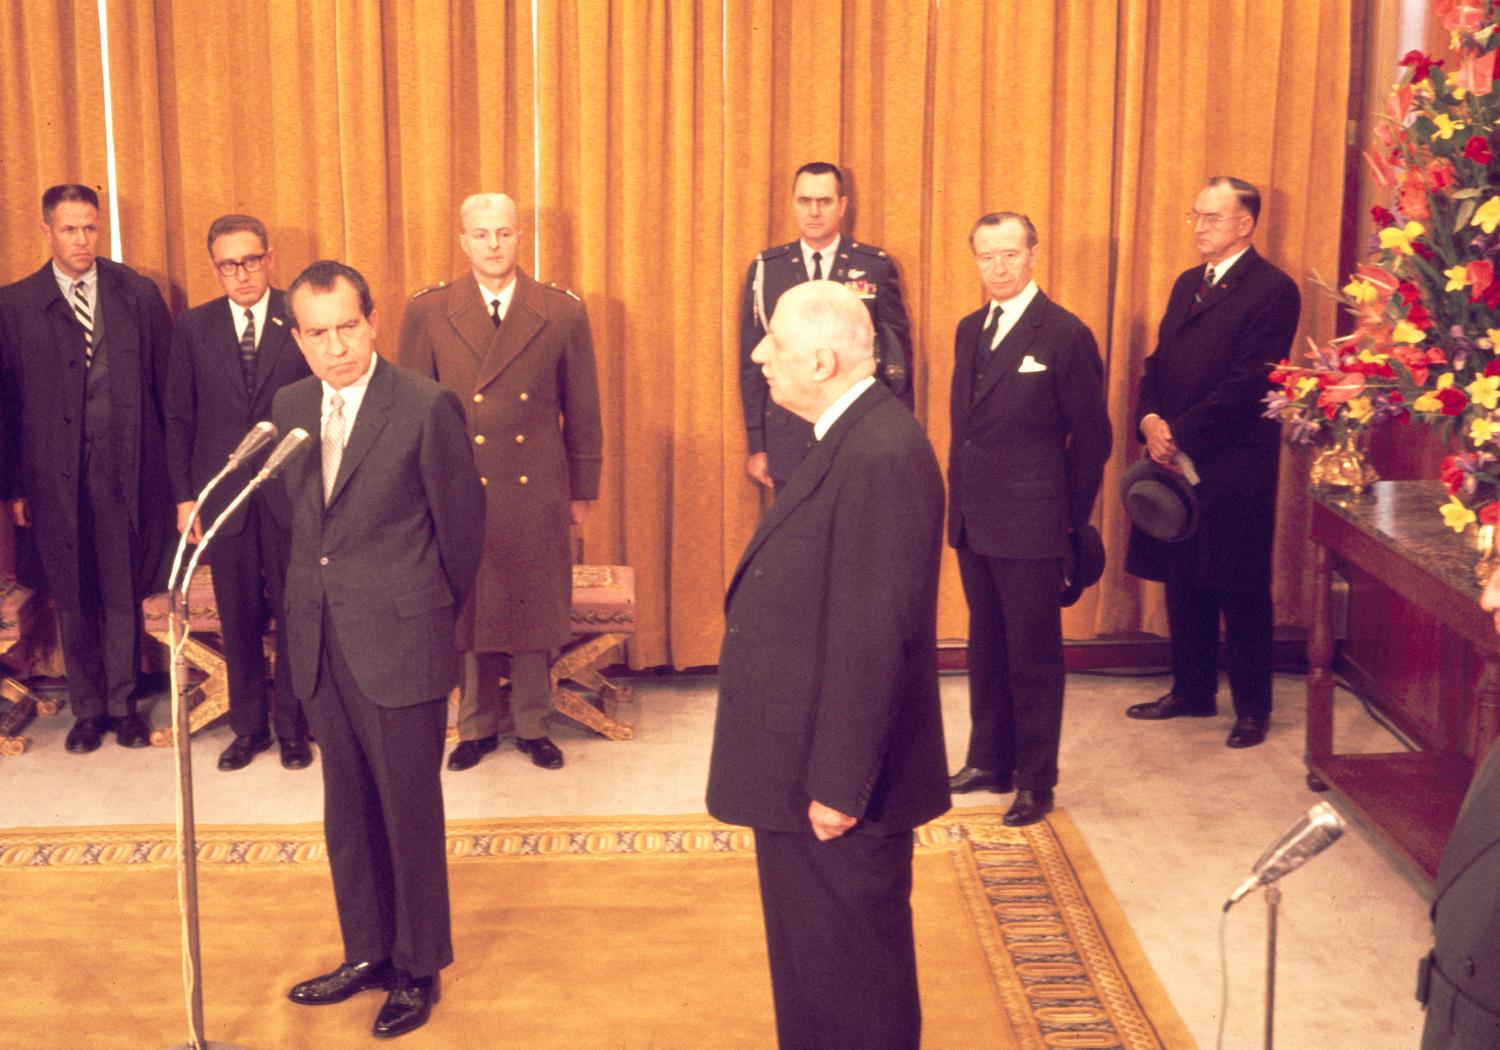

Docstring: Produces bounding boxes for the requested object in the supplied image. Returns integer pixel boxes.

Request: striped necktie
[72,280,94,363]
[239,309,257,392]
[322,392,346,505]
[1195,266,1217,305]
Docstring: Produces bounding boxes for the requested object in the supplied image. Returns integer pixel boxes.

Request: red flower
[1426,158,1458,191]
[1371,205,1397,228]
[1485,360,1500,377]
[1470,260,1495,301]
[1483,502,1500,526]
[1483,280,1500,310]
[1442,454,1466,492]
[1398,281,1423,305]
[1465,135,1494,165]
[1399,49,1445,82]
[1438,387,1469,416]
[1399,170,1431,220]
[1412,240,1437,261]
[1406,304,1432,329]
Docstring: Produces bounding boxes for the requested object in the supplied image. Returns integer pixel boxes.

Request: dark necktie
[980,302,1003,353]
[1195,266,1217,305]
[811,251,823,281]
[239,308,257,391]
[490,298,502,328]
[72,280,94,364]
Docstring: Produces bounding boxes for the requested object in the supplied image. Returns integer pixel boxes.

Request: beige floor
[0,670,1432,1049]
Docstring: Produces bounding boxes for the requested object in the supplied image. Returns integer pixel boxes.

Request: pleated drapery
[1,0,1351,669]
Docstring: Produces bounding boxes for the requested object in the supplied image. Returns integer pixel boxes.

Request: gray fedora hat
[1119,458,1199,542]
[1060,524,1106,608]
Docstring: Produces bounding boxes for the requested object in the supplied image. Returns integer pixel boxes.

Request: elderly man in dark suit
[0,183,173,753]
[1420,571,1500,1047]
[400,191,602,773]
[276,261,484,1039]
[1124,177,1300,749]
[708,280,949,1050]
[739,161,914,491]
[165,214,313,772]
[944,212,1112,827]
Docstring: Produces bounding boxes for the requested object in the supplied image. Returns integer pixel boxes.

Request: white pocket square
[1018,355,1047,373]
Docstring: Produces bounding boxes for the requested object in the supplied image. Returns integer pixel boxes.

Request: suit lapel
[447,273,498,364]
[951,306,984,418]
[325,357,392,511]
[474,271,545,391]
[1187,246,1259,319]
[971,294,1045,407]
[250,291,294,406]
[781,247,808,287]
[215,298,254,407]
[726,384,887,606]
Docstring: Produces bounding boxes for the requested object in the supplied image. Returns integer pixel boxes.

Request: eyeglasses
[1186,210,1236,228]
[215,253,267,277]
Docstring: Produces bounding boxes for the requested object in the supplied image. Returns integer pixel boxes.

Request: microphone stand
[1263,884,1280,1050]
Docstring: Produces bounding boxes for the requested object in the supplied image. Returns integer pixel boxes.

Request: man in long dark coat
[0,183,173,752]
[1124,177,1300,749]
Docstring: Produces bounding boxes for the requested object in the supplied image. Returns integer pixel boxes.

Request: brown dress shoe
[1125,693,1217,720]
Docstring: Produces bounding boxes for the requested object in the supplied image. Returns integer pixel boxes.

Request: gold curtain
[2,0,1352,668]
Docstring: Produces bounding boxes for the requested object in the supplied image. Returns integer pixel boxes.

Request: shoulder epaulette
[545,281,581,302]
[846,241,888,259]
[408,281,447,300]
[760,241,799,259]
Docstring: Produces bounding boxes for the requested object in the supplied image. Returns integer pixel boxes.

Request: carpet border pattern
[0,808,1190,1048]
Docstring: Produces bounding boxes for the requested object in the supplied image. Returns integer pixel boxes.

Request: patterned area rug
[0,808,1190,1048]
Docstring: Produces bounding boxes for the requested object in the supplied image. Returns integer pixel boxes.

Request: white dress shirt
[480,276,518,323]
[322,352,380,431]
[53,262,97,315]
[230,288,271,350]
[983,279,1040,350]
[801,235,841,282]
[814,375,877,440]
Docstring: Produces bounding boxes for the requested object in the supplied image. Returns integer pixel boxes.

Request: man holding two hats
[945,212,1111,826]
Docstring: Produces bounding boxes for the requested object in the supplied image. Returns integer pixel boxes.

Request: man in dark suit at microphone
[274,261,484,1039]
[165,214,313,771]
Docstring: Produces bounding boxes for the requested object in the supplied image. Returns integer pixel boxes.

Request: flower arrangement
[1263,0,1500,530]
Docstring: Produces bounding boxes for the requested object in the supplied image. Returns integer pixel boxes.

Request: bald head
[459,192,522,292]
[751,280,877,422]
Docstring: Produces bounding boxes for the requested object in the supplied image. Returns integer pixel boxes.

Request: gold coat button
[480,476,489,486]
[474,434,486,445]
[472,393,484,404]
[515,434,525,444]
[319,556,329,566]
[519,475,529,485]
[519,392,529,401]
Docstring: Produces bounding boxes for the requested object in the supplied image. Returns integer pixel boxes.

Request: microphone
[226,420,277,467]
[253,427,311,483]
[1224,801,1346,911]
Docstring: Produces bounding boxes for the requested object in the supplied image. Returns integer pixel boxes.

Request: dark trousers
[208,500,302,740]
[753,827,920,1050]
[456,649,550,740]
[956,545,1065,789]
[303,608,452,977]
[1163,574,1273,719]
[58,443,140,720]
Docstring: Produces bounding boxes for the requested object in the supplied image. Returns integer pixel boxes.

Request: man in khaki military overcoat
[399,192,602,771]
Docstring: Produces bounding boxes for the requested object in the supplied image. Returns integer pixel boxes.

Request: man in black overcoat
[165,214,312,771]
[0,183,173,752]
[708,279,949,1050]
[945,212,1111,826]
[738,161,914,490]
[1124,177,1300,749]
[275,262,484,1039]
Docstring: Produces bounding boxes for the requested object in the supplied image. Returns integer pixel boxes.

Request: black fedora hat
[1119,458,1199,542]
[1060,524,1106,608]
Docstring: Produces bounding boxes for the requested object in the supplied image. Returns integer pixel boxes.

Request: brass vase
[1308,430,1380,493]
[1474,522,1499,587]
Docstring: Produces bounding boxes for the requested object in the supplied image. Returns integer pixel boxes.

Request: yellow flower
[1475,197,1500,234]
[1294,375,1320,397]
[1344,278,1380,303]
[1381,221,1427,253]
[1469,375,1500,410]
[1438,372,1457,390]
[1415,391,1445,412]
[1393,320,1427,343]
[1455,87,1470,101]
[1348,397,1375,424]
[1433,113,1465,140]
[1447,265,1471,292]
[1472,416,1500,445]
[1442,497,1478,532]
[1356,349,1390,365]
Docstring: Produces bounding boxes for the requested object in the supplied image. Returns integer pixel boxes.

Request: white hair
[773,280,875,369]
[459,192,518,232]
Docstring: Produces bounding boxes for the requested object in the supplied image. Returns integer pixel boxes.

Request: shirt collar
[477,274,518,320]
[53,262,97,298]
[990,279,1040,320]
[229,288,271,339]
[801,235,841,279]
[1206,246,1250,282]
[813,375,877,440]
[322,352,379,412]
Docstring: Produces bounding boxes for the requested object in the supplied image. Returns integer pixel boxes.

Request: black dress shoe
[1125,692,1217,720]
[446,734,499,771]
[110,713,152,748]
[65,717,108,754]
[373,971,440,1038]
[288,959,395,1005]
[217,732,272,771]
[516,735,564,769]
[1226,716,1269,749]
[1003,789,1055,827]
[279,736,314,770]
[949,766,1013,794]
